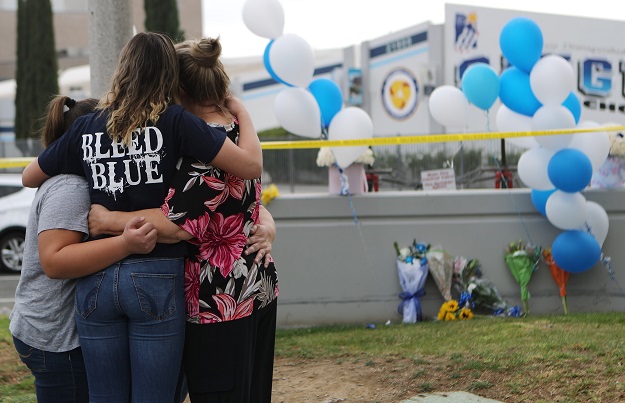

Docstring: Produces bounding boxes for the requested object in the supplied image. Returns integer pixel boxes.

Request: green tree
[144,0,184,42]
[15,0,58,155]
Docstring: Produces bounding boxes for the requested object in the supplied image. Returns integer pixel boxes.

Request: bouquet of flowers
[591,129,625,188]
[504,240,541,315]
[316,147,375,168]
[426,245,454,301]
[608,130,625,157]
[452,257,516,316]
[542,248,571,314]
[393,240,429,323]
[437,299,473,321]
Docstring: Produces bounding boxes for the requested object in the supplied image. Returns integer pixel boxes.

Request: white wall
[267,188,625,327]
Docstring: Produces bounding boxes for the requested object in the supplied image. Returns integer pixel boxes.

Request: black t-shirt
[38,104,227,258]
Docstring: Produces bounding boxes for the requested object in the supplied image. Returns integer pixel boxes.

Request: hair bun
[65,98,76,108]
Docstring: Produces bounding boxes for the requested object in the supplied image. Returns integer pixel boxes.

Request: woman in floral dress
[165,37,279,402]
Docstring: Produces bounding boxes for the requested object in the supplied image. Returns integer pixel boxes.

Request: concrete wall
[268,188,625,327]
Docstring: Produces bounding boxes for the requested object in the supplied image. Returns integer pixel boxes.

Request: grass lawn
[2,312,625,402]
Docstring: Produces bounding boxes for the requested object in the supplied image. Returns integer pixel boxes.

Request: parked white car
[0,174,36,273]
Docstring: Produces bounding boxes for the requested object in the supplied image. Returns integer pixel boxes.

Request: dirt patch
[270,355,625,403]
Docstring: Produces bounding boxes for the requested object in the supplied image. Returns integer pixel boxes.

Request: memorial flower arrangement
[316,147,375,167]
[504,240,541,315]
[452,257,518,316]
[426,245,454,301]
[592,130,625,188]
[437,299,473,321]
[542,248,571,314]
[608,130,625,157]
[393,240,429,323]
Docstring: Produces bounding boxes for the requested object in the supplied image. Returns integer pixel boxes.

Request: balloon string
[489,139,537,248]
[337,166,377,278]
[600,253,625,297]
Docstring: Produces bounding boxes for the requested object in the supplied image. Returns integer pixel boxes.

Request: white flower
[467,283,477,293]
[399,248,411,259]
[608,131,625,157]
[316,147,375,167]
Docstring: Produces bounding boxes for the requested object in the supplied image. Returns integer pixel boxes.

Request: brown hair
[40,96,98,148]
[97,32,181,145]
[175,37,231,116]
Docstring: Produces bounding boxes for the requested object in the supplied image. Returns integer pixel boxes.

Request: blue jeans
[12,336,88,403]
[74,257,185,403]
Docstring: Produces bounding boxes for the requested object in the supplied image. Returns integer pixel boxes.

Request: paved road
[0,274,18,315]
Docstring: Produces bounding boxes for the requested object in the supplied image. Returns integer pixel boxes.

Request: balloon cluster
[428,17,610,274]
[499,17,608,274]
[242,0,373,168]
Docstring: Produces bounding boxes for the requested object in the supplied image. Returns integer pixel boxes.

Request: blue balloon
[531,188,556,216]
[547,148,593,193]
[499,67,542,117]
[461,63,500,110]
[499,17,544,74]
[263,40,290,86]
[562,92,581,124]
[308,78,343,128]
[552,230,601,273]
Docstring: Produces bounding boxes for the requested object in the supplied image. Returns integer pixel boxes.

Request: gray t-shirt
[10,174,90,352]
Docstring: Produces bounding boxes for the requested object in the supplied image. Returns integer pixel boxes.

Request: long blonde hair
[175,37,231,116]
[98,32,180,145]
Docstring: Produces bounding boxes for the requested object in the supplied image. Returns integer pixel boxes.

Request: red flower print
[202,174,245,211]
[196,212,246,278]
[211,294,254,322]
[179,212,211,241]
[161,187,176,216]
[184,259,201,318]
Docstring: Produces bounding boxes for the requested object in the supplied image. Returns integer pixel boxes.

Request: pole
[88,0,133,99]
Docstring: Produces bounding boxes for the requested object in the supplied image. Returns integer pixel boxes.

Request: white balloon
[530,55,575,106]
[532,104,576,151]
[545,191,588,230]
[428,85,469,130]
[269,34,315,88]
[568,121,611,172]
[584,201,609,246]
[242,0,285,39]
[517,147,555,190]
[328,107,374,168]
[274,87,321,138]
[495,104,538,148]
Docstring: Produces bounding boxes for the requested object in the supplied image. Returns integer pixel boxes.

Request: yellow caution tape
[260,126,625,150]
[0,157,35,169]
[1,125,622,168]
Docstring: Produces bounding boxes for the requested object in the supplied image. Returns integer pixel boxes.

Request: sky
[201,0,625,59]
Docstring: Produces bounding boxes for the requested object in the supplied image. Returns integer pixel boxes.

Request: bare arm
[245,205,276,267]
[210,98,263,179]
[39,216,157,279]
[88,204,193,243]
[22,158,50,188]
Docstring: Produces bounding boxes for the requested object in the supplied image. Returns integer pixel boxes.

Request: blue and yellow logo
[381,68,419,120]
[455,12,478,52]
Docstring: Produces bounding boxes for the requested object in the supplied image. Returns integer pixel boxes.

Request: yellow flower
[458,308,473,320]
[444,312,457,321]
[437,309,446,320]
[443,300,459,312]
[261,184,279,206]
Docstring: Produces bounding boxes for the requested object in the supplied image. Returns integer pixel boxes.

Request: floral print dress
[162,120,279,324]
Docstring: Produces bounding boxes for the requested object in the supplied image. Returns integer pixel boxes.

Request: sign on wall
[362,22,442,136]
[444,4,625,130]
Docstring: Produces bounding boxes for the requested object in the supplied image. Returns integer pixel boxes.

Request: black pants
[184,299,278,403]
